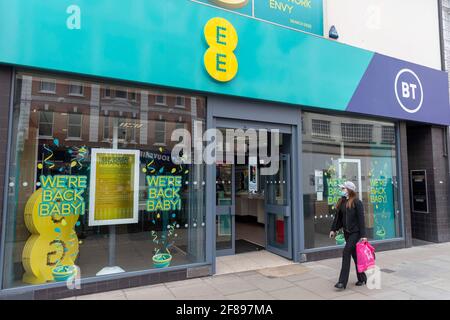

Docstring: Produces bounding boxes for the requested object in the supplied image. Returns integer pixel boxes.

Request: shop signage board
[89,149,140,226]
[196,0,324,35]
[0,0,449,125]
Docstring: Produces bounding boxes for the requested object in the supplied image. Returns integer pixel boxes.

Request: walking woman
[329,181,368,290]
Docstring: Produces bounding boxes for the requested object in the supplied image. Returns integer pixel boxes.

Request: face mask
[341,190,348,198]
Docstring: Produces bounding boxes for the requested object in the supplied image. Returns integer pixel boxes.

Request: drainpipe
[438,0,450,241]
[438,0,446,72]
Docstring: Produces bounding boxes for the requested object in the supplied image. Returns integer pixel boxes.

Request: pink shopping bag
[356,241,376,273]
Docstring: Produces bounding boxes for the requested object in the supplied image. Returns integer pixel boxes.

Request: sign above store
[346,54,450,125]
[204,17,239,82]
[0,0,448,125]
[196,0,324,35]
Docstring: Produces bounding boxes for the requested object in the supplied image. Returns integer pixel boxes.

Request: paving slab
[294,277,357,299]
[167,283,222,299]
[125,285,176,300]
[397,284,450,300]
[423,278,450,292]
[225,289,275,300]
[369,289,415,300]
[72,242,450,301]
[203,275,258,295]
[282,271,320,283]
[76,290,127,300]
[257,264,311,278]
[239,274,295,292]
[331,293,372,300]
[268,286,323,300]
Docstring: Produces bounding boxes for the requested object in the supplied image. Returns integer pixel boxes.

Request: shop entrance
[215,123,293,260]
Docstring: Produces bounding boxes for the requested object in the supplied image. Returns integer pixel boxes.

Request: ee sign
[204,17,239,82]
[395,69,424,114]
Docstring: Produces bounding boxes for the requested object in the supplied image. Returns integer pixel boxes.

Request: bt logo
[204,17,239,82]
[395,69,424,114]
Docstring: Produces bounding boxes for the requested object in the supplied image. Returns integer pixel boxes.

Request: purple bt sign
[347,54,450,125]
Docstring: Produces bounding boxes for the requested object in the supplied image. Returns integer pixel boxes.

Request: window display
[2,72,207,288]
[302,112,401,249]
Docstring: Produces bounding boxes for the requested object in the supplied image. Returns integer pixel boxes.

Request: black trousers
[338,232,367,287]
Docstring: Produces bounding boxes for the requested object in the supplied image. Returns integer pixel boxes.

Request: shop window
[2,72,207,289]
[311,119,331,140]
[68,83,84,96]
[155,120,166,145]
[39,80,56,93]
[38,110,53,137]
[67,113,82,139]
[302,112,401,249]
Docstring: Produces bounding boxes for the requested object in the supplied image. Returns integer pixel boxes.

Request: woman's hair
[346,189,357,208]
[336,188,358,209]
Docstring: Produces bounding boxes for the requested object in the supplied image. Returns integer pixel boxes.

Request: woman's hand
[329,231,336,239]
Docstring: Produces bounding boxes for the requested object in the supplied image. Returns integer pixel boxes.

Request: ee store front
[0,0,449,298]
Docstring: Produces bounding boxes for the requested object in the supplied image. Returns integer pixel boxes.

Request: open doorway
[215,125,293,260]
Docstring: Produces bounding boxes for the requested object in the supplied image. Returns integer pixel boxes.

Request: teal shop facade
[0,0,449,299]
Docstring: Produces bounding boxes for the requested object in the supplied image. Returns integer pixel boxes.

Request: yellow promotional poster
[22,184,81,284]
[204,17,239,82]
[89,149,140,226]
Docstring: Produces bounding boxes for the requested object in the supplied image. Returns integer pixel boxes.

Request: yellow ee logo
[204,17,238,82]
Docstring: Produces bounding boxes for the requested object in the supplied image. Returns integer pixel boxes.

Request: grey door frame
[206,95,303,275]
[215,163,236,257]
[265,153,293,259]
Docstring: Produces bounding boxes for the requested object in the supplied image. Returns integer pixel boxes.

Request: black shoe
[334,283,346,290]
[355,280,366,286]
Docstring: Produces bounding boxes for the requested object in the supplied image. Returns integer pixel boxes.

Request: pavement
[67,242,450,300]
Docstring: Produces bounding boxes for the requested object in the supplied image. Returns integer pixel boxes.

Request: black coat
[331,197,366,238]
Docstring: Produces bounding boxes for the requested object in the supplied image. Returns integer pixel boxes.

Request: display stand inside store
[96,118,125,276]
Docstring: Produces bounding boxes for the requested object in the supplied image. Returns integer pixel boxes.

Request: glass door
[337,158,362,200]
[265,154,293,259]
[216,163,235,256]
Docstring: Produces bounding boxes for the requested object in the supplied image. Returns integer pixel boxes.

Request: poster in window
[89,149,140,226]
[218,215,232,236]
